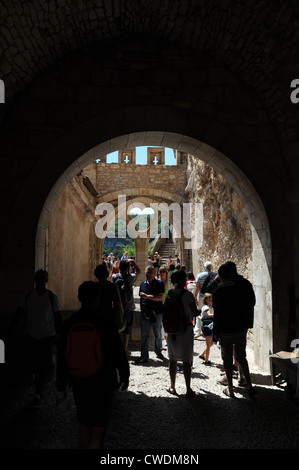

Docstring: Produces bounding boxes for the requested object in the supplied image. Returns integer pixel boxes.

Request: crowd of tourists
[9,253,257,449]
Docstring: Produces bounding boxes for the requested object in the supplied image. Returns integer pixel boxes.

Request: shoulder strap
[47,290,55,313]
[201,273,211,291]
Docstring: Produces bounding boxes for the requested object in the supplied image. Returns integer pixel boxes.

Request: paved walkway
[0,335,298,450]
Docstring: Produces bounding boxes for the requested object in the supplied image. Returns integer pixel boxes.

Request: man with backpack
[56,281,129,449]
[112,259,141,355]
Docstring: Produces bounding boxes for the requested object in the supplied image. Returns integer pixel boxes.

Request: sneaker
[156,353,164,360]
[217,376,228,385]
[135,357,148,364]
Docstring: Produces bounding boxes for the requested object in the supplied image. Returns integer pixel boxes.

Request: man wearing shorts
[213,263,256,399]
[56,281,129,449]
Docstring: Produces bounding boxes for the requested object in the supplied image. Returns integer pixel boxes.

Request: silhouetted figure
[94,264,124,332]
[166,270,198,398]
[112,259,141,355]
[14,269,61,407]
[136,266,165,363]
[213,264,256,398]
[56,281,129,449]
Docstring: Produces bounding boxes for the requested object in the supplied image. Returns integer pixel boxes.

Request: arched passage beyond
[33,118,272,371]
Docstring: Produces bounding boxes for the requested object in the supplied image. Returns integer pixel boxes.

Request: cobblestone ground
[0,336,299,450]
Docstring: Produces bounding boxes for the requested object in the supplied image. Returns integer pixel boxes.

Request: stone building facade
[0,1,298,372]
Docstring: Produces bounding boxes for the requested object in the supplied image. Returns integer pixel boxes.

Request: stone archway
[35,130,272,371]
[94,185,189,276]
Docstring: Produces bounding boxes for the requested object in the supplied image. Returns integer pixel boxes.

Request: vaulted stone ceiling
[1,0,298,133]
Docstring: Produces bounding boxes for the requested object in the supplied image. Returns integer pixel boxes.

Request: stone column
[134,236,148,282]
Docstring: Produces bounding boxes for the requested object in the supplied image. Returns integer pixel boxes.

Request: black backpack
[163,289,187,335]
[201,272,217,295]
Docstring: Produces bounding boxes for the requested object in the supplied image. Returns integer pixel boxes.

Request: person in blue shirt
[136,266,165,364]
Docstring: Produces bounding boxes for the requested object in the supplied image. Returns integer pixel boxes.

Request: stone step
[158,242,176,258]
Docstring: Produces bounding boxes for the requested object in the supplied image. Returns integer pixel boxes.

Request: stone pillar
[94,237,105,269]
[134,236,148,281]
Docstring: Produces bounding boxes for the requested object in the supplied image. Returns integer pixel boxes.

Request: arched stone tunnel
[0,1,298,377]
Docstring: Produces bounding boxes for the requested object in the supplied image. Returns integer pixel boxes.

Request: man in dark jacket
[56,281,129,449]
[213,264,256,399]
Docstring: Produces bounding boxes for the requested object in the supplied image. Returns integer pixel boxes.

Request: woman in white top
[199,293,214,365]
[166,269,199,398]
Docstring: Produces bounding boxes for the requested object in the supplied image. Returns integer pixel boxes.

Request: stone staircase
[157,240,176,265]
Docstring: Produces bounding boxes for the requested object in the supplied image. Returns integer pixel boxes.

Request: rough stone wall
[186,156,252,281]
[93,162,187,201]
[47,182,97,311]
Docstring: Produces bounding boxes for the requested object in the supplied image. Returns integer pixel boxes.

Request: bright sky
[106,146,176,165]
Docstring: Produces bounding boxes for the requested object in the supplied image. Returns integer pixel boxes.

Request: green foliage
[148,239,154,256]
[102,216,166,258]
[116,238,135,257]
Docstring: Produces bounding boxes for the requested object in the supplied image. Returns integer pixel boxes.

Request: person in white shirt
[17,269,61,406]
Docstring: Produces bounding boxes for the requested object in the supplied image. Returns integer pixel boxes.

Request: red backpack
[66,322,104,378]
